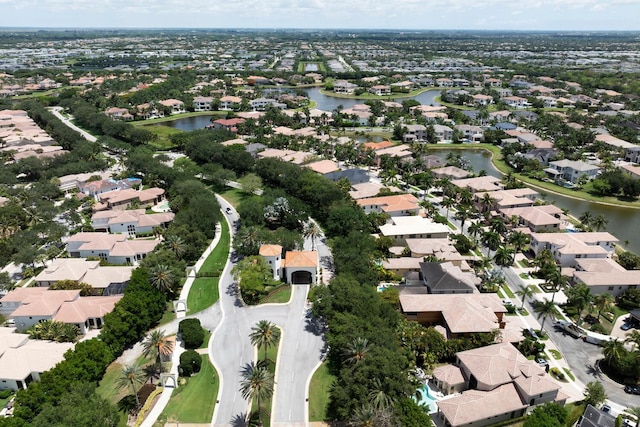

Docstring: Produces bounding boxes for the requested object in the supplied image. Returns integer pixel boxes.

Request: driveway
[209,196,326,427]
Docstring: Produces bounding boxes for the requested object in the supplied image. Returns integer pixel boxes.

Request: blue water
[415,383,438,413]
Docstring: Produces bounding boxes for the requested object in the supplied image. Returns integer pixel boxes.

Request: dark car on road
[624,385,640,395]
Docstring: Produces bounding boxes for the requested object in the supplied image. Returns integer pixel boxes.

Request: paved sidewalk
[140,223,224,427]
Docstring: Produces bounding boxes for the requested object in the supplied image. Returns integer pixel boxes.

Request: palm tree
[343,337,370,366]
[579,211,593,230]
[117,364,146,407]
[534,299,558,332]
[516,285,536,310]
[239,362,274,427]
[149,264,175,295]
[625,330,640,348]
[592,293,615,321]
[249,320,280,366]
[566,283,593,326]
[455,206,473,234]
[350,404,378,427]
[481,230,501,257]
[494,246,515,271]
[165,235,185,259]
[489,218,507,236]
[303,221,321,251]
[508,231,530,253]
[480,192,495,213]
[441,197,455,220]
[602,338,625,366]
[467,221,484,244]
[592,214,608,231]
[142,330,174,380]
[367,378,394,411]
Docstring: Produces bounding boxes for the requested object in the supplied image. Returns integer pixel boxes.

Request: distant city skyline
[0,0,639,32]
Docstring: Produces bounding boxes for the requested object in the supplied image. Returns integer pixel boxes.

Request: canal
[432,149,640,254]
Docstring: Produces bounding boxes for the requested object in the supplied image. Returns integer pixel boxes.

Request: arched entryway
[291,270,312,285]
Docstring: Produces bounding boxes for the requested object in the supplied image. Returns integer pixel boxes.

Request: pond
[158,115,214,131]
[432,148,640,254]
[303,87,441,111]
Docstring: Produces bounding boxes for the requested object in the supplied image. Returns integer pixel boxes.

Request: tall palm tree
[117,364,146,407]
[165,235,185,259]
[142,330,174,379]
[602,339,625,366]
[508,231,530,253]
[467,221,484,244]
[534,299,558,332]
[567,283,593,326]
[149,264,175,295]
[249,320,280,366]
[441,197,455,220]
[455,206,473,234]
[239,362,274,427]
[494,246,515,271]
[516,285,536,310]
[593,293,615,321]
[303,221,321,251]
[480,192,495,213]
[489,218,507,236]
[579,211,593,230]
[343,337,370,366]
[367,378,394,410]
[592,214,608,232]
[481,230,501,257]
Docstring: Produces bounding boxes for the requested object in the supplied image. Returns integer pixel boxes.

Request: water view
[159,114,214,131]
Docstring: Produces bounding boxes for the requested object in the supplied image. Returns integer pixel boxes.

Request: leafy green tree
[523,402,567,427]
[179,318,205,349]
[179,350,202,376]
[583,381,607,407]
[565,283,593,326]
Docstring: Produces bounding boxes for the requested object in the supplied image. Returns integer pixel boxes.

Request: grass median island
[309,362,335,422]
[155,356,218,425]
[248,333,280,427]
[259,284,292,304]
[187,219,230,315]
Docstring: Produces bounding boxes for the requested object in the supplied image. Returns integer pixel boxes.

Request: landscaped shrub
[178,318,204,349]
[179,350,202,376]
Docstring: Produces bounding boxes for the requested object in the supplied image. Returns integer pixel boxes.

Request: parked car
[535,358,549,367]
[225,207,232,214]
[624,385,640,395]
[621,322,633,331]
[602,404,611,413]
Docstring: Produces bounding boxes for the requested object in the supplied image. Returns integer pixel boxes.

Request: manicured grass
[132,111,227,125]
[517,259,530,268]
[199,328,212,349]
[562,367,575,381]
[143,125,183,150]
[187,219,230,315]
[260,285,292,304]
[519,272,530,279]
[96,361,127,405]
[0,392,14,409]
[309,362,335,422]
[158,303,176,325]
[566,402,586,426]
[219,188,246,207]
[502,285,516,298]
[158,356,218,424]
[549,349,562,360]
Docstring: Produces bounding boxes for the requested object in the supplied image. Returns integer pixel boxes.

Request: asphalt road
[209,196,326,427]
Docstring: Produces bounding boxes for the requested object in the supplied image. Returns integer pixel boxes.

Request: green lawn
[200,328,212,349]
[502,285,516,298]
[0,392,14,410]
[549,349,562,360]
[132,111,227,125]
[142,125,183,150]
[260,285,292,304]
[157,356,218,424]
[219,188,246,207]
[309,362,335,421]
[158,303,176,326]
[187,219,230,315]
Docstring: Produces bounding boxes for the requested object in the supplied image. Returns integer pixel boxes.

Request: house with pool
[433,342,567,427]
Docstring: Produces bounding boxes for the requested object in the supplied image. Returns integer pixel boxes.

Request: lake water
[159,115,214,131]
[432,148,640,254]
[303,87,441,111]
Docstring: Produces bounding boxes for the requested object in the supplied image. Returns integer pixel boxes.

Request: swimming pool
[415,383,438,414]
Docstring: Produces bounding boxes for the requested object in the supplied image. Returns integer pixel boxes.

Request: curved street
[209,196,327,427]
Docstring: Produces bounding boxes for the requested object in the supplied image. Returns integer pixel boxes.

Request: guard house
[259,244,282,280]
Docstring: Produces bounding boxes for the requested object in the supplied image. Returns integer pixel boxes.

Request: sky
[0,0,639,32]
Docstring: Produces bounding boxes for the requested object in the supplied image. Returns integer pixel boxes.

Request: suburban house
[209,117,246,132]
[399,287,506,338]
[250,97,286,111]
[104,107,133,121]
[356,193,420,216]
[219,95,242,110]
[33,258,134,295]
[452,176,504,193]
[455,124,484,142]
[573,258,640,296]
[472,94,493,106]
[433,124,453,142]
[577,404,616,427]
[434,342,566,427]
[333,80,358,94]
[418,262,480,294]
[259,244,283,280]
[66,232,161,265]
[90,209,174,236]
[158,99,185,114]
[502,96,530,108]
[324,168,369,186]
[0,288,121,334]
[432,166,472,180]
[0,327,74,391]
[403,124,427,143]
[369,85,391,96]
[404,238,467,267]
[379,216,450,245]
[95,187,165,211]
[499,205,566,232]
[193,96,213,111]
[475,188,538,211]
[529,232,618,267]
[545,160,600,184]
[78,177,142,199]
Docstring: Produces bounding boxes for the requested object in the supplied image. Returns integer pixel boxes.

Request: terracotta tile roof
[53,295,122,323]
[259,244,282,257]
[433,364,465,385]
[283,251,318,268]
